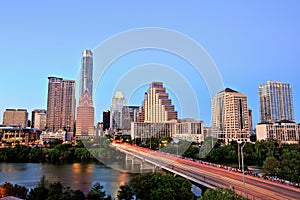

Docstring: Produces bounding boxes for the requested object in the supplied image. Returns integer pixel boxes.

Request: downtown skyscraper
[110,91,126,131]
[80,50,93,97]
[139,82,177,122]
[46,77,76,133]
[259,81,294,123]
[211,88,249,144]
[76,50,95,138]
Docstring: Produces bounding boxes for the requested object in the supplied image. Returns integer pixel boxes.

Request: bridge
[111,143,300,200]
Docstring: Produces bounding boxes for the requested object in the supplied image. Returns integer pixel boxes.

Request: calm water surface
[0,163,135,198]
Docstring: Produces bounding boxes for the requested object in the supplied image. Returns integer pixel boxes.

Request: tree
[119,173,193,200]
[262,156,280,176]
[198,188,245,200]
[117,185,134,200]
[87,182,110,200]
[47,182,63,197]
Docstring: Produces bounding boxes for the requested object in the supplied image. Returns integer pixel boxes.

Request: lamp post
[241,142,246,199]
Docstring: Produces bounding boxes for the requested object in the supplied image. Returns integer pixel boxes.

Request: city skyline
[0,1,300,126]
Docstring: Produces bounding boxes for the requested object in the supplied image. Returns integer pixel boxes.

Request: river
[0,162,202,198]
[0,162,135,198]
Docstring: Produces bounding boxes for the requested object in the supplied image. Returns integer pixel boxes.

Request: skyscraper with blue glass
[76,50,95,138]
[80,50,93,97]
[259,81,294,123]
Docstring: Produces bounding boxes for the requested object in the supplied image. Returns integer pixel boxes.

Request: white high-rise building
[139,82,177,123]
[211,88,249,144]
[110,91,126,131]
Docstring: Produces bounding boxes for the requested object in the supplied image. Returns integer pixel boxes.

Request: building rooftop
[220,88,238,93]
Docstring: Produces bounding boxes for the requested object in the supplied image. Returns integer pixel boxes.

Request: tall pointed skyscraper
[80,50,93,97]
[110,91,126,131]
[76,90,95,138]
[76,50,95,139]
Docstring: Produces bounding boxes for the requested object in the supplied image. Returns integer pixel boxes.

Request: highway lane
[113,143,300,200]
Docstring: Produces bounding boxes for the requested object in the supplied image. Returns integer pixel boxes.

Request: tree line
[0,141,94,163]
[0,137,122,164]
[183,139,300,183]
[1,173,244,200]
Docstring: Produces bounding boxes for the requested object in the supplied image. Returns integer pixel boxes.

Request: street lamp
[239,131,256,198]
[241,142,246,199]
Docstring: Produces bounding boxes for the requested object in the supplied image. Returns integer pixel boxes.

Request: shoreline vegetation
[0,174,245,200]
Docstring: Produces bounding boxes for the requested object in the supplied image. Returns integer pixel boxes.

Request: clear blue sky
[0,1,299,126]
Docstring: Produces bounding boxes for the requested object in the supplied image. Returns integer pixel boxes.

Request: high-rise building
[75,89,94,138]
[103,110,110,131]
[110,91,126,131]
[211,88,249,144]
[31,109,46,128]
[122,106,139,131]
[3,109,28,128]
[139,82,177,123]
[75,50,95,139]
[32,109,47,130]
[80,50,93,97]
[46,77,76,133]
[248,109,253,131]
[259,81,294,123]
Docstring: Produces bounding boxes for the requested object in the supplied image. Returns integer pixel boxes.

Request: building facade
[131,121,177,142]
[80,50,93,97]
[75,89,95,138]
[0,126,41,146]
[75,50,95,139]
[259,81,294,123]
[122,106,139,131]
[131,120,204,143]
[139,82,177,123]
[175,120,204,143]
[31,109,47,130]
[40,131,66,145]
[211,88,249,144]
[46,77,76,133]
[256,121,299,144]
[103,110,110,131]
[3,109,28,128]
[110,91,126,131]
